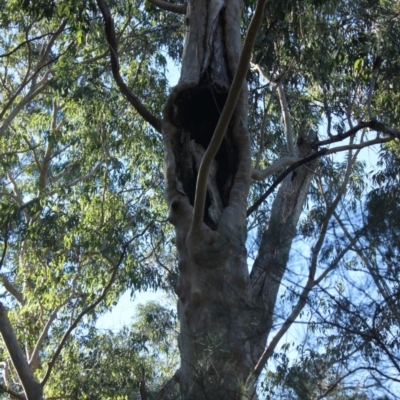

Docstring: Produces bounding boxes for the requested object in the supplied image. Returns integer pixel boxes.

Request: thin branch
[0,303,43,400]
[0,20,66,128]
[247,149,328,216]
[0,384,25,400]
[0,31,57,58]
[96,0,162,132]
[0,217,10,272]
[0,75,51,139]
[315,121,372,146]
[255,86,277,169]
[367,57,382,120]
[247,129,396,215]
[251,61,296,156]
[28,300,70,369]
[146,0,187,14]
[40,244,129,387]
[22,135,42,171]
[191,0,271,233]
[277,82,295,156]
[334,211,400,324]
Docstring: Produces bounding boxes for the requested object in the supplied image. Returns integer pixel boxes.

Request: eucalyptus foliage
[0,0,400,399]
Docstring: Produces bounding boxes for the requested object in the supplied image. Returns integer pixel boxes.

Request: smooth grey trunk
[162,0,316,397]
[250,133,317,363]
[162,0,253,398]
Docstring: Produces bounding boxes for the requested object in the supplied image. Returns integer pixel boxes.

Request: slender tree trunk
[162,0,254,397]
[250,132,317,363]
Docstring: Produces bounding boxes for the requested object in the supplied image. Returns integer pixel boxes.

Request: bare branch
[0,275,25,306]
[277,82,295,156]
[191,0,271,233]
[255,86,277,169]
[251,156,300,180]
[251,62,296,156]
[147,0,187,14]
[367,56,382,120]
[247,126,397,216]
[28,301,68,369]
[0,303,43,400]
[96,0,162,132]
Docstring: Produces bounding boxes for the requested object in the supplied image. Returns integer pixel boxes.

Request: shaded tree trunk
[162,0,316,398]
[162,0,253,398]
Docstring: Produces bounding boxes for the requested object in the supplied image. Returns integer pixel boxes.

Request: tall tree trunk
[250,133,317,363]
[162,0,253,398]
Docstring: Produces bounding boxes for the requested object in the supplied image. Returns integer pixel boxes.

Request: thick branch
[0,303,43,400]
[0,275,25,306]
[251,156,300,180]
[147,0,187,14]
[96,0,162,132]
[153,371,179,400]
[191,0,270,233]
[249,160,355,382]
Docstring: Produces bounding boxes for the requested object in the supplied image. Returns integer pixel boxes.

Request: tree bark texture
[162,0,315,398]
[250,133,317,364]
[163,0,253,398]
[0,302,44,400]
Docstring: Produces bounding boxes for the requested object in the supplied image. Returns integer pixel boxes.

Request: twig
[255,86,278,169]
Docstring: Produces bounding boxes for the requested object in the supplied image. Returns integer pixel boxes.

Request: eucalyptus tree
[1,0,400,399]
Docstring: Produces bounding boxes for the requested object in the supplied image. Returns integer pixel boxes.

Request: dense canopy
[0,0,400,399]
